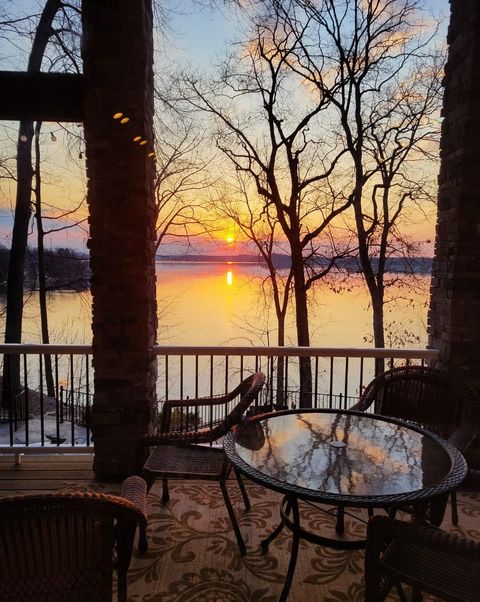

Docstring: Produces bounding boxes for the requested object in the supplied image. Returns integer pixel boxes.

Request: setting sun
[226,235,235,244]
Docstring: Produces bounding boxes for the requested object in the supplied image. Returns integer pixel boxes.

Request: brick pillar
[428,0,480,391]
[82,0,157,479]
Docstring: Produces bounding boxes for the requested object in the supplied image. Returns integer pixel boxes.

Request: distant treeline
[0,246,90,293]
[309,256,433,275]
[156,253,433,274]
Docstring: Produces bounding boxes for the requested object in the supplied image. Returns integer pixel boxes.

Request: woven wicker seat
[0,475,147,602]
[351,365,480,524]
[137,371,266,555]
[365,515,480,601]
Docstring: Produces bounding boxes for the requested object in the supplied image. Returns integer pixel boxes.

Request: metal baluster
[86,353,91,446]
[359,357,364,400]
[180,354,184,400]
[39,355,45,445]
[284,356,289,408]
[225,355,229,394]
[7,354,14,446]
[329,357,334,408]
[225,355,229,419]
[23,354,29,447]
[269,356,274,408]
[195,355,199,399]
[314,357,319,408]
[165,355,169,401]
[210,355,213,398]
[55,354,61,442]
[344,357,349,409]
[70,354,75,446]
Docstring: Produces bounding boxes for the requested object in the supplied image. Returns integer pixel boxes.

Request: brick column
[82,0,157,479]
[428,0,480,391]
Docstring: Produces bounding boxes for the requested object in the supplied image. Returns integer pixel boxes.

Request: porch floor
[1,454,479,601]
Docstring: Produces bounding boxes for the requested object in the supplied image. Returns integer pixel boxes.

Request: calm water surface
[0,262,430,348]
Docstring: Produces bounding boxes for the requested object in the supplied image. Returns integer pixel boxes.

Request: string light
[112,112,155,159]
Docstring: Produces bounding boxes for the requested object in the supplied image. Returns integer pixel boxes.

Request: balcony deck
[1,454,479,601]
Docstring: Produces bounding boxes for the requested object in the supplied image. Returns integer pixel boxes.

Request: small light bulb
[113,112,123,119]
[133,136,142,142]
[20,134,28,142]
[120,117,129,124]
[148,152,156,158]
[139,139,147,146]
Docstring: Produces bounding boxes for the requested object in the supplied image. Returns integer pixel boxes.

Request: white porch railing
[0,343,439,454]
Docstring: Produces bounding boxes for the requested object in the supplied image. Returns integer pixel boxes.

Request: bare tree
[178,12,354,405]
[359,62,442,355]
[266,0,442,372]
[32,120,87,397]
[2,0,81,406]
[213,175,293,405]
[153,109,214,252]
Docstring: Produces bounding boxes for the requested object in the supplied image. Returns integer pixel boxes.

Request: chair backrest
[365,515,480,601]
[218,371,266,435]
[0,490,146,602]
[159,371,265,442]
[355,365,480,448]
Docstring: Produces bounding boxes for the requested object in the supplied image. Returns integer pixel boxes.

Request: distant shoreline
[157,260,261,265]
[156,254,265,264]
[155,254,433,274]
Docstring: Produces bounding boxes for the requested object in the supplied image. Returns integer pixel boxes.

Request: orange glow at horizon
[226,235,235,243]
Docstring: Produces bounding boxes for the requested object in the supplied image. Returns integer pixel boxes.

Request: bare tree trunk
[34,121,55,397]
[352,177,386,376]
[1,0,61,408]
[371,290,386,375]
[275,319,286,407]
[2,121,34,407]
[291,245,312,408]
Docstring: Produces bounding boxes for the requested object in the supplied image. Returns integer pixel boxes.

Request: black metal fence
[0,344,438,450]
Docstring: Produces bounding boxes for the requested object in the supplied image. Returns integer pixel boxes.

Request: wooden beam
[0,71,84,122]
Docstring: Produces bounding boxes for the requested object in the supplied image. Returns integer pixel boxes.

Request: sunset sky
[0,1,453,256]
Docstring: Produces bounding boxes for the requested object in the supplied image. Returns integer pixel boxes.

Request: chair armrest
[159,394,235,432]
[349,399,366,412]
[119,476,147,526]
[137,429,217,448]
[448,424,479,453]
[162,394,231,409]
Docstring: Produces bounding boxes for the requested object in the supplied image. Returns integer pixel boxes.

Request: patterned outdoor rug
[122,481,480,602]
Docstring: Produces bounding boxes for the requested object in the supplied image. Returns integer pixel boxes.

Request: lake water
[0,262,431,348]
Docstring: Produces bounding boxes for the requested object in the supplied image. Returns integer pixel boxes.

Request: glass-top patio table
[224,409,467,602]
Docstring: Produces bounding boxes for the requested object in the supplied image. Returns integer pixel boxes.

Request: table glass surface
[232,412,453,497]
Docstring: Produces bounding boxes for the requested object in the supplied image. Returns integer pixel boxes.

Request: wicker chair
[0,475,147,602]
[365,515,480,601]
[351,365,480,524]
[136,371,266,555]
